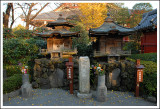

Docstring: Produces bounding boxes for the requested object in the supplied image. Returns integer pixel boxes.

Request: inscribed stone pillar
[21,74,32,98]
[77,56,92,98]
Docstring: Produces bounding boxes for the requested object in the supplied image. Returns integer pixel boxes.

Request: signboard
[137,69,143,82]
[65,57,74,94]
[67,66,73,79]
[136,59,140,66]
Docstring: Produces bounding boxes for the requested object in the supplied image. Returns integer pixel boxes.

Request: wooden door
[47,38,53,51]
[100,41,106,53]
[53,39,63,51]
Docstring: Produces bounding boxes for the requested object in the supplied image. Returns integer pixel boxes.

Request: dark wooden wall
[141,31,157,53]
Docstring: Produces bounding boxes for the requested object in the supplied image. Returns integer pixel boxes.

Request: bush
[140,60,157,97]
[5,65,22,77]
[13,29,34,38]
[3,74,22,94]
[127,58,157,97]
[3,38,39,65]
[123,41,140,54]
[128,53,157,63]
[26,37,47,49]
[76,43,93,57]
[3,28,14,39]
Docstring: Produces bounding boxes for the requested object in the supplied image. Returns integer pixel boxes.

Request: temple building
[89,13,135,62]
[36,14,79,58]
[135,9,157,53]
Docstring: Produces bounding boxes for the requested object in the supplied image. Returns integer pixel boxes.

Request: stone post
[96,75,107,102]
[21,74,32,98]
[77,56,92,98]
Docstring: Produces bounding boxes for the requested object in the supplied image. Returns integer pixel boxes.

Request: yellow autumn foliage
[78,3,107,29]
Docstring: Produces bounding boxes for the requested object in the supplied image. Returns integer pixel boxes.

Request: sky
[1,1,159,29]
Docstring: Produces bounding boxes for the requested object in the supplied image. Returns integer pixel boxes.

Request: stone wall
[33,58,136,92]
[105,60,136,91]
[90,59,136,91]
[32,58,79,90]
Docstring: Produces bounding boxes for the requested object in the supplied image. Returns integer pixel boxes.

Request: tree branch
[30,3,49,21]
[17,3,27,16]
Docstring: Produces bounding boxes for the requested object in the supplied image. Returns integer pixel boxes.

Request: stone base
[96,86,107,102]
[21,83,33,98]
[77,92,92,99]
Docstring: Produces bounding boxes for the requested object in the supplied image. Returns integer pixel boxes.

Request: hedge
[128,53,157,63]
[127,58,157,97]
[5,65,22,77]
[3,74,22,94]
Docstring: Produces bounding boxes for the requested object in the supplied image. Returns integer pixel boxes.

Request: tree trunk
[3,3,12,28]
[26,20,30,30]
[10,3,14,28]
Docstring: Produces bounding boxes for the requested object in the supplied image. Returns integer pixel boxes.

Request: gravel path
[3,88,156,106]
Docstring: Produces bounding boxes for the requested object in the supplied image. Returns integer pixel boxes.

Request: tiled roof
[36,29,79,38]
[46,14,74,28]
[25,9,80,21]
[135,9,157,31]
[89,13,135,37]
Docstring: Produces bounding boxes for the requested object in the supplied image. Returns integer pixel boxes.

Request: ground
[3,88,156,106]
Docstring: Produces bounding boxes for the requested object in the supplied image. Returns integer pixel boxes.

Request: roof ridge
[138,12,149,26]
[112,22,135,30]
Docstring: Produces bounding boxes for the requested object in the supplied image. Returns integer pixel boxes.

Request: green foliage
[26,37,47,49]
[76,43,93,57]
[70,21,93,57]
[116,7,130,26]
[132,3,153,11]
[3,74,22,94]
[70,21,89,45]
[34,27,48,33]
[128,53,157,62]
[4,65,22,77]
[141,60,157,97]
[123,41,140,54]
[127,58,157,97]
[3,28,14,39]
[3,38,39,65]
[13,29,34,38]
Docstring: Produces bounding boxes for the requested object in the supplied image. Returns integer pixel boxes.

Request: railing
[62,47,77,53]
[39,47,77,54]
[94,51,108,57]
[93,49,131,57]
[116,49,131,55]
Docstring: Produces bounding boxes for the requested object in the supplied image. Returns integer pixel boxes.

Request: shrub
[34,27,48,33]
[76,43,93,57]
[13,29,33,38]
[26,37,47,49]
[3,38,39,65]
[127,58,157,97]
[123,41,140,54]
[3,74,22,94]
[128,53,157,63]
[140,60,157,97]
[3,28,14,39]
[5,65,22,77]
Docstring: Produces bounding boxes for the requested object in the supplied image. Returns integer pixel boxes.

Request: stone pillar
[77,56,92,98]
[96,75,107,102]
[21,74,32,98]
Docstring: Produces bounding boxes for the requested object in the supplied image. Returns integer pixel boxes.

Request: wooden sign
[135,59,145,97]
[66,65,73,79]
[137,69,143,82]
[136,59,140,66]
[65,57,74,94]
